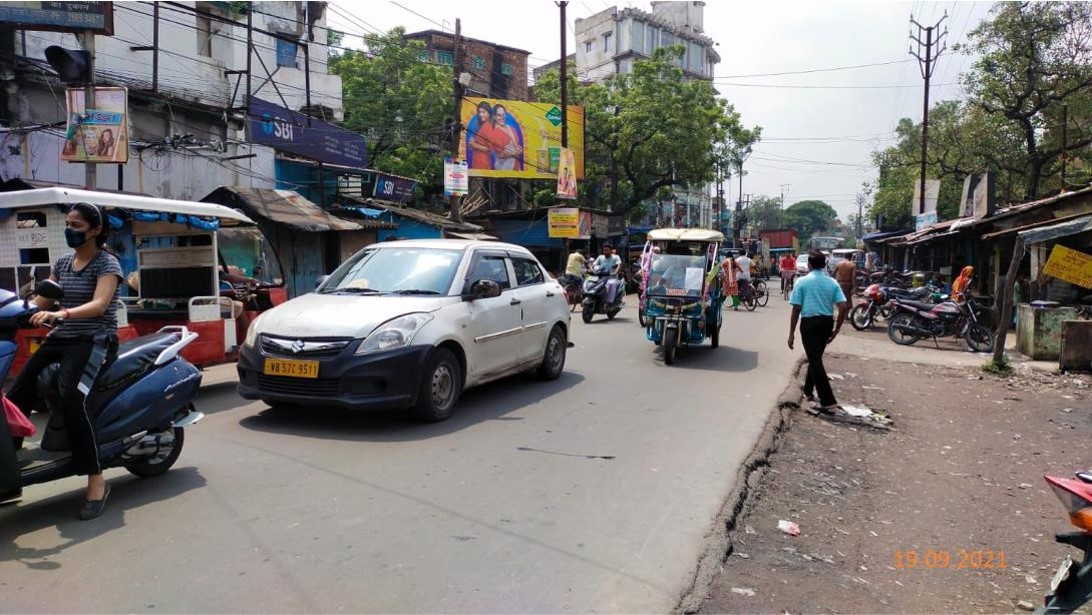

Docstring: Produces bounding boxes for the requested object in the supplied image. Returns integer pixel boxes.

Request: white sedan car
[237,240,571,421]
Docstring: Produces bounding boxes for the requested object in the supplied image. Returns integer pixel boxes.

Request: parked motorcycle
[581,264,625,323]
[1039,471,1092,613]
[850,284,933,331]
[0,282,204,505]
[885,292,995,352]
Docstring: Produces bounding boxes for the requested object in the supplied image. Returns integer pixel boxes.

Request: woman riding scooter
[2,202,123,519]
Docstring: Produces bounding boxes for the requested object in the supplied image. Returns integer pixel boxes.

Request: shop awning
[0,186,255,224]
[447,231,498,241]
[202,187,365,232]
[1018,213,1092,245]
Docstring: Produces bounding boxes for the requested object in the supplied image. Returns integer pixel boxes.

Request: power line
[712,80,958,90]
[716,58,914,79]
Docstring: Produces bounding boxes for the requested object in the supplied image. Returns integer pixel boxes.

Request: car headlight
[356,313,433,355]
[244,314,264,348]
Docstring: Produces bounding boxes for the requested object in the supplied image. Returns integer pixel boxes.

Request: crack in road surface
[517,446,616,460]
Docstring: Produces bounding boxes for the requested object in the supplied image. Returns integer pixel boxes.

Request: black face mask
[64,228,89,248]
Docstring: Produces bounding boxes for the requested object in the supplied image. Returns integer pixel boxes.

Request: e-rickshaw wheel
[638,308,647,327]
[663,327,678,365]
[710,323,720,348]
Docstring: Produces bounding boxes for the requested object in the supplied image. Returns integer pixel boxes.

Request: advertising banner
[1043,245,1092,289]
[372,172,416,203]
[459,98,584,179]
[556,147,577,200]
[61,87,129,163]
[548,207,581,238]
[248,96,367,167]
[444,159,468,197]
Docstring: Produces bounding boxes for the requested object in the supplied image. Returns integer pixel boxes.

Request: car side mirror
[464,279,501,301]
[35,279,64,301]
[315,275,330,290]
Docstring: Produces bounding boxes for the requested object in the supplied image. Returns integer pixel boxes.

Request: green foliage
[329,28,452,187]
[960,1,1092,198]
[535,47,759,221]
[982,355,1013,375]
[871,2,1092,223]
[327,28,344,49]
[742,195,784,234]
[783,200,838,242]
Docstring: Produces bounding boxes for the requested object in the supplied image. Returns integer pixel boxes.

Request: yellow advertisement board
[556,148,577,200]
[459,98,584,179]
[1043,245,1092,289]
[548,207,580,238]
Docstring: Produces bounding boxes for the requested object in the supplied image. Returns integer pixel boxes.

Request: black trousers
[800,315,837,407]
[5,334,116,477]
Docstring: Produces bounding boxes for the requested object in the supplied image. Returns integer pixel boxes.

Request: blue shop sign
[372,172,416,203]
[248,96,367,167]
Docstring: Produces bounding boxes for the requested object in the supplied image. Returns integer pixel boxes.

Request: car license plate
[1051,555,1074,593]
[263,358,319,379]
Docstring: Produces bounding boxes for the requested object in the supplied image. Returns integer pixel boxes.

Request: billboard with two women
[458,98,584,180]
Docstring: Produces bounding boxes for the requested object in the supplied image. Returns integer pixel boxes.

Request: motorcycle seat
[96,332,179,392]
[896,299,938,312]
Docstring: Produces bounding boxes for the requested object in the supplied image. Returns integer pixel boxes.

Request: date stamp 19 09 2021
[894,549,1008,570]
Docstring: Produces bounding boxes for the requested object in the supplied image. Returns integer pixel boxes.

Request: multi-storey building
[403,29,530,101]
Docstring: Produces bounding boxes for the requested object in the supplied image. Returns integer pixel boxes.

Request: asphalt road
[1,293,798,613]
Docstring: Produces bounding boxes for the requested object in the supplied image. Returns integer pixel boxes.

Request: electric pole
[1061,103,1069,185]
[779,183,790,228]
[448,18,463,222]
[910,12,948,216]
[856,193,865,241]
[80,30,96,189]
[558,1,569,149]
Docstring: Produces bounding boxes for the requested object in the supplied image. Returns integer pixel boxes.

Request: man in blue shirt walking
[788,250,849,411]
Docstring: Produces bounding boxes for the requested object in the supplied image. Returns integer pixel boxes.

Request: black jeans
[5,334,117,477]
[800,316,837,407]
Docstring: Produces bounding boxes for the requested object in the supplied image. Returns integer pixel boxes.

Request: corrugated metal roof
[337,195,484,233]
[202,187,367,232]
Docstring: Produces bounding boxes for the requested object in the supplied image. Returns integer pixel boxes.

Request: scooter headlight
[356,313,433,355]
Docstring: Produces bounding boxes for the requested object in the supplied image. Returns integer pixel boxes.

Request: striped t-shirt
[52,251,123,338]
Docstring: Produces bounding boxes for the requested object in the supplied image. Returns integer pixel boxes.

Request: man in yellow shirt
[564,248,586,287]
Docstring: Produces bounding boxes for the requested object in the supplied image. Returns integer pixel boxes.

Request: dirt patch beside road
[697,353,1091,614]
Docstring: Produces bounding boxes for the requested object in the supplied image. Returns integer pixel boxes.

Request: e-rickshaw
[0,187,286,372]
[639,229,726,365]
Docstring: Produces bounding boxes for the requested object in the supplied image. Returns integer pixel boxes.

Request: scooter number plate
[264,358,319,379]
[1050,555,1073,593]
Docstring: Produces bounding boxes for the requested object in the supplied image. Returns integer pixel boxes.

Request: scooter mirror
[35,279,65,301]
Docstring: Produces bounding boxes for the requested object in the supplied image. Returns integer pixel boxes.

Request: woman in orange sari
[951,265,974,302]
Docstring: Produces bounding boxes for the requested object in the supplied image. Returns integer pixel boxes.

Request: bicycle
[781,272,795,300]
[739,279,758,311]
[754,279,769,307]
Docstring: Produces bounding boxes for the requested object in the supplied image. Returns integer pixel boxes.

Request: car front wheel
[536,326,567,380]
[414,348,462,422]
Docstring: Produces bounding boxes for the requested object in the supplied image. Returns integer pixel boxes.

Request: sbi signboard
[248,97,366,168]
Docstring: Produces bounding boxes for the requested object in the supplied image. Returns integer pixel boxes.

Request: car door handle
[546,291,555,298]
[510,298,522,305]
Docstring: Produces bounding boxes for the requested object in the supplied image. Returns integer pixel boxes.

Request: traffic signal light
[44,46,92,84]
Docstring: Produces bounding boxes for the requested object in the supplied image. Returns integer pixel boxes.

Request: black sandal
[79,484,111,520]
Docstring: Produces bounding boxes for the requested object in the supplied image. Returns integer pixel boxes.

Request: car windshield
[320,247,463,295]
[647,254,707,296]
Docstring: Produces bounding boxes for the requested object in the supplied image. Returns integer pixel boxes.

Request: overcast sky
[327,0,997,220]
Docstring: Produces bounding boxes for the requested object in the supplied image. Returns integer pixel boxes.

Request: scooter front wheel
[125,427,184,478]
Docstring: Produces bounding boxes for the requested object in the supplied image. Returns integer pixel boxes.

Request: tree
[329,28,452,188]
[959,1,1092,198]
[743,195,784,235]
[784,200,838,243]
[535,47,759,221]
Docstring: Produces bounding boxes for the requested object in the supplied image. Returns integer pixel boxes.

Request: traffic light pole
[80,30,96,189]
